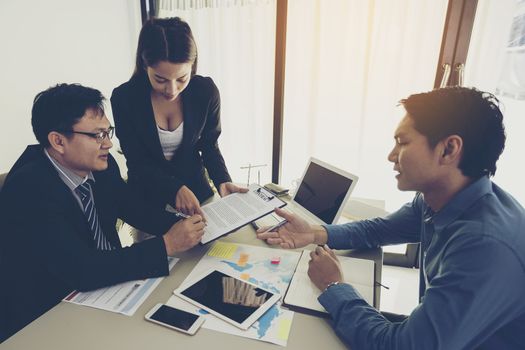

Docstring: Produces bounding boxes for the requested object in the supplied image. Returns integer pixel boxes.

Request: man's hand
[256,207,326,249]
[307,245,343,291]
[175,185,204,218]
[163,215,205,255]
[218,182,248,197]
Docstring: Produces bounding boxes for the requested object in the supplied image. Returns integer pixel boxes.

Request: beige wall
[0,0,141,174]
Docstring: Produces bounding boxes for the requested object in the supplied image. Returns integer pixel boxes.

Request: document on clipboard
[200,184,286,244]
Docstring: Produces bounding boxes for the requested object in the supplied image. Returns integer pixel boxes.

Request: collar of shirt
[424,176,492,233]
[43,148,95,191]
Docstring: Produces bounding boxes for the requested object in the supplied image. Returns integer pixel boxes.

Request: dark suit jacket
[111,75,232,208]
[0,145,178,342]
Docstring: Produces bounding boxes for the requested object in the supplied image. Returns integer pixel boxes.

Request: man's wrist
[313,225,328,245]
[323,281,341,293]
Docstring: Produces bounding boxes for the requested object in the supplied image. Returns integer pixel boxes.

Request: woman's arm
[111,86,184,206]
[196,78,232,189]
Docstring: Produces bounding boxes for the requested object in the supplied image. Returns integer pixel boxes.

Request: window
[464,0,525,206]
[281,0,448,213]
[157,0,277,186]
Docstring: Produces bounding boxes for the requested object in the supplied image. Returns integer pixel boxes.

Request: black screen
[150,305,199,330]
[180,270,274,324]
[294,162,353,223]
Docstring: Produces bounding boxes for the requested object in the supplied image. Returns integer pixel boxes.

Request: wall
[0,0,142,174]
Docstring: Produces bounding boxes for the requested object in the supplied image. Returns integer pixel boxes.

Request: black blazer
[111,75,232,208]
[0,145,177,342]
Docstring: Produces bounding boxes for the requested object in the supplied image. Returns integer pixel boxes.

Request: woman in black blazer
[111,17,246,216]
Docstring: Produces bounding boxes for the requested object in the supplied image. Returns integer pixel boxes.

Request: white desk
[2,221,381,350]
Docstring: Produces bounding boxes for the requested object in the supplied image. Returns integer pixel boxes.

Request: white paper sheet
[63,257,179,316]
[200,184,286,244]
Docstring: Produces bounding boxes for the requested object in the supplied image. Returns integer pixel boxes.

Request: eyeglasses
[63,126,115,144]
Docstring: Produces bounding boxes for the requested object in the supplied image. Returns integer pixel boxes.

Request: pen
[173,210,191,219]
[265,220,288,232]
[173,210,207,225]
[375,281,390,290]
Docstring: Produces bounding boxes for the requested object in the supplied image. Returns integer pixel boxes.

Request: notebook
[283,250,375,316]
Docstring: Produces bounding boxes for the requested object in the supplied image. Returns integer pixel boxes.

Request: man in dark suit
[0,84,205,342]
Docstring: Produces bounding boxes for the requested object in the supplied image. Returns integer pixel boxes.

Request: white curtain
[465,0,525,206]
[157,0,276,186]
[158,0,450,211]
[282,0,448,212]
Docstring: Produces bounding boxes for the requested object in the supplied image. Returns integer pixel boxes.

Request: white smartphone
[145,303,205,335]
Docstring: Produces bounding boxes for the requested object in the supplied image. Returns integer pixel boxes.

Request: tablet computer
[289,157,359,224]
[173,268,281,330]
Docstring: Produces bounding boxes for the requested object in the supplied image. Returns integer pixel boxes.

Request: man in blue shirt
[258,87,525,349]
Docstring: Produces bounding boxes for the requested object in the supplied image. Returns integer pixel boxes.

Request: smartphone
[145,303,205,335]
[264,183,289,196]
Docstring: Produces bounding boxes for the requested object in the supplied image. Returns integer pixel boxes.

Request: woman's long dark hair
[133,17,198,79]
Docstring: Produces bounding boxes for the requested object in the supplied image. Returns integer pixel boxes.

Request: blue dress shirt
[320,176,525,349]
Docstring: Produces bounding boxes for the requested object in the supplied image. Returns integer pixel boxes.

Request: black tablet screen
[180,270,274,323]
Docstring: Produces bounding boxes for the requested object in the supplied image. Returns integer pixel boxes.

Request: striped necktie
[75,180,113,250]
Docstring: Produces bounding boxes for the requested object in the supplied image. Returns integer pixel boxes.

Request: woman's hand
[219,182,248,197]
[175,185,205,218]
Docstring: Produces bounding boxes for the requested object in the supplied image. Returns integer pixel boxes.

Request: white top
[157,122,184,160]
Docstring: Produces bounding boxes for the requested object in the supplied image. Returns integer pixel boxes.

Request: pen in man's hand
[265,219,288,233]
[174,210,207,225]
[173,210,191,219]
